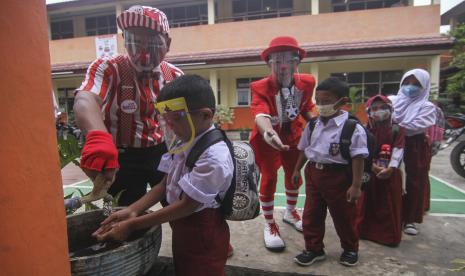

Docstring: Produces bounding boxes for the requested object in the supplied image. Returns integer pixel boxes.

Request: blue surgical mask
[400,84,421,98]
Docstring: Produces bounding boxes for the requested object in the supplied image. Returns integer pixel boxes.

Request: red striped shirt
[77,55,183,148]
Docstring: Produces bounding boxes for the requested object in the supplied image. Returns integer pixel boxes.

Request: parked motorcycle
[440,113,465,178]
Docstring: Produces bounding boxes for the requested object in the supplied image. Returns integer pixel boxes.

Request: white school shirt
[297,111,369,164]
[158,125,234,212]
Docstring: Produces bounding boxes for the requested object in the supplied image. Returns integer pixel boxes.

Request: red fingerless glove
[80,130,119,171]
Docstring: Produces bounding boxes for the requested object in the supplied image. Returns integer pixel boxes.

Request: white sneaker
[283,209,303,232]
[404,223,419,235]
[264,222,286,252]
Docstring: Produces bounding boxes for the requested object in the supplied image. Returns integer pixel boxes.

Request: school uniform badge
[329,143,340,156]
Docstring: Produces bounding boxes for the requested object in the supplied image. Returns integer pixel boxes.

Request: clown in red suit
[250,36,315,251]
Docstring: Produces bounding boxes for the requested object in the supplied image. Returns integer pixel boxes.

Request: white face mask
[371,109,391,122]
[316,103,338,117]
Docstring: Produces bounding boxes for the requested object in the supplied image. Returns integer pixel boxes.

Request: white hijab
[392,68,434,125]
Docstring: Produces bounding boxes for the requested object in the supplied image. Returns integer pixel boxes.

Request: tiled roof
[51,35,452,72]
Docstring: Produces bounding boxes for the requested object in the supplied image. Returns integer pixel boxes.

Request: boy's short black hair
[316,77,349,99]
[158,74,216,110]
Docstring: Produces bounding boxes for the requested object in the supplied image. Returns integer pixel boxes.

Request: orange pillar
[0,1,71,275]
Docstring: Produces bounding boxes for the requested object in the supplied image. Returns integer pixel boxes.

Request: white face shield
[155,97,196,155]
[268,51,300,88]
[124,29,168,73]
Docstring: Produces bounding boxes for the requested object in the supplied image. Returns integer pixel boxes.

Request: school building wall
[50,4,444,130]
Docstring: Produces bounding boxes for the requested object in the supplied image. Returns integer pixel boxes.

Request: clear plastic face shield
[124,28,168,73]
[268,51,300,88]
[155,97,196,155]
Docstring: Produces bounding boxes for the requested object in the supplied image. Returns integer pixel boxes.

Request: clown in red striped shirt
[74,5,183,206]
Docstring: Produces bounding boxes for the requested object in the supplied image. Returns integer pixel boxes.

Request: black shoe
[294,250,326,266]
[339,251,358,267]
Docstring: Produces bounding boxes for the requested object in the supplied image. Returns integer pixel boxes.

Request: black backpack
[309,114,376,187]
[185,128,260,220]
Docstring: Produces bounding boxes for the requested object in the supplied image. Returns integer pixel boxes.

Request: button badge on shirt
[329,143,340,156]
[121,99,138,114]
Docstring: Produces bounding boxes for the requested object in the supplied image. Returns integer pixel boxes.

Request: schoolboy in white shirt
[292,77,368,267]
[93,75,233,276]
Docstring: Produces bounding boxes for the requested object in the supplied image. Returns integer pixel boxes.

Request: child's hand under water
[92,208,137,242]
[93,220,133,242]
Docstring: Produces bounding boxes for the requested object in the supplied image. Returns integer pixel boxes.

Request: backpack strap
[340,119,358,161]
[185,128,236,209]
[185,128,225,171]
[391,123,400,143]
[307,117,318,143]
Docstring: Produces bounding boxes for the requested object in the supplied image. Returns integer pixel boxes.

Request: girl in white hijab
[391,69,436,236]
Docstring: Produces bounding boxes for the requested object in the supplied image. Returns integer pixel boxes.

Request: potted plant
[213,105,235,129]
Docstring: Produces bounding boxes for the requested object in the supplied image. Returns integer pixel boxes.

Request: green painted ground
[64,170,465,215]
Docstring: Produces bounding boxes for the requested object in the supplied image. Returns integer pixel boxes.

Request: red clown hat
[117,5,170,35]
[260,36,306,61]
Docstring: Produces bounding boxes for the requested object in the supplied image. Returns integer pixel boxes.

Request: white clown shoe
[283,209,303,232]
[264,222,286,252]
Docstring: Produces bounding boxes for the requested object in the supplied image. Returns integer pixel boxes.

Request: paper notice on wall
[95,35,117,59]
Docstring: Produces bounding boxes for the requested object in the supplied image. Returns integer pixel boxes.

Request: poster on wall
[95,35,117,59]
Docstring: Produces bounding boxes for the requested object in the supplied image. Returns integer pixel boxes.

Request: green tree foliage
[447,23,465,99]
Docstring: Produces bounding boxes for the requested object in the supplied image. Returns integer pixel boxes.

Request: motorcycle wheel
[450,140,465,178]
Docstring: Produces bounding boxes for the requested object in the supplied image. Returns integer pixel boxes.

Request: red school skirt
[170,208,230,276]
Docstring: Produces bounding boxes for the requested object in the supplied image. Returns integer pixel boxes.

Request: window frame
[85,14,117,36]
[160,3,208,28]
[232,0,294,21]
[50,19,74,40]
[331,0,406,12]
[330,70,403,103]
[235,77,262,107]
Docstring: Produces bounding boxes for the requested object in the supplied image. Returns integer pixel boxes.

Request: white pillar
[116,2,123,34]
[450,17,458,30]
[208,0,215,25]
[429,55,440,100]
[310,62,319,84]
[311,0,319,15]
[309,62,319,102]
[210,69,218,104]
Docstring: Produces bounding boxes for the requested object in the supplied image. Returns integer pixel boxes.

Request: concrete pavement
[62,144,465,275]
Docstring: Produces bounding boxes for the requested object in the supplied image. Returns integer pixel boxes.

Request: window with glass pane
[51,20,74,40]
[332,0,408,12]
[331,70,403,102]
[85,14,116,36]
[381,83,399,96]
[163,4,208,28]
[381,71,403,82]
[236,78,259,106]
[231,0,294,21]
